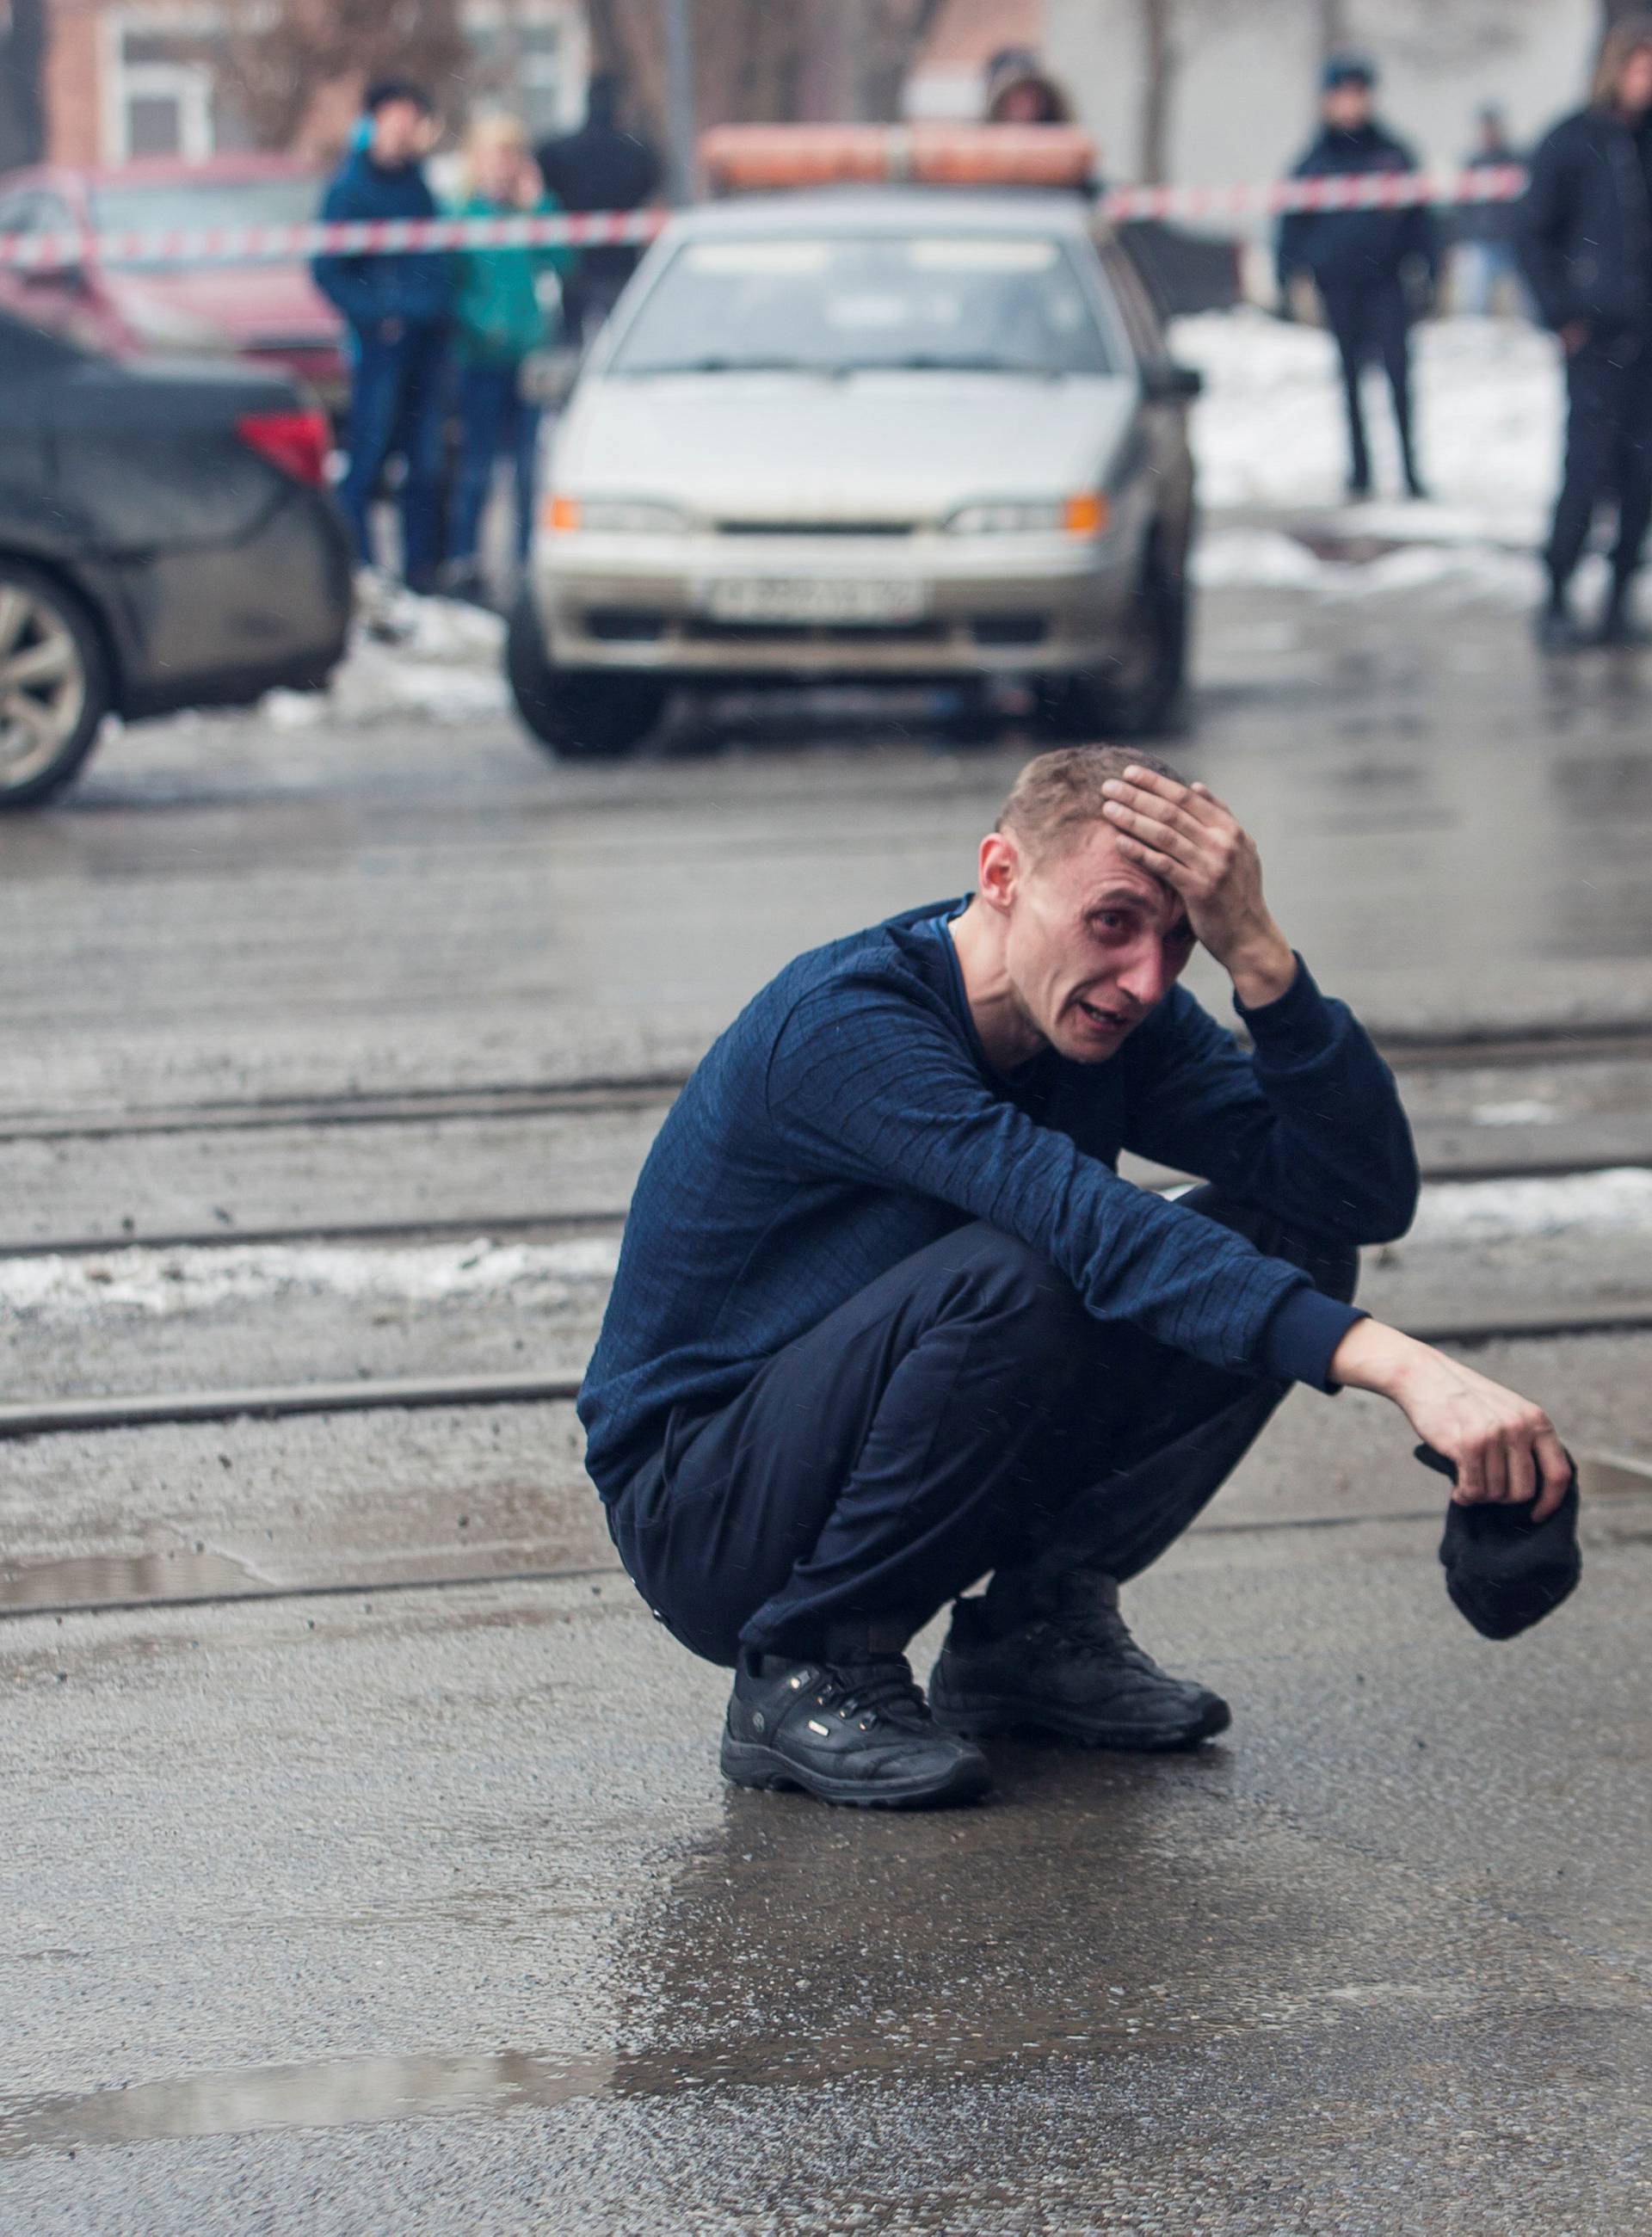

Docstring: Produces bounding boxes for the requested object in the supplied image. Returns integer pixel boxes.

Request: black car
[0,307,351,806]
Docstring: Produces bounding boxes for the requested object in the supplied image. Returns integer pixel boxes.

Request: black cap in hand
[1416,1445,1581,1642]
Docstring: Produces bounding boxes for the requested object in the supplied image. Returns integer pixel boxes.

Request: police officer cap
[1322,51,1377,92]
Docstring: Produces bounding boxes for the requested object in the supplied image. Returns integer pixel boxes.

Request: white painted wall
[1042,0,1600,188]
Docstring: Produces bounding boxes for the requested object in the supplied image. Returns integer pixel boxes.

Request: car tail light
[237,409,330,486]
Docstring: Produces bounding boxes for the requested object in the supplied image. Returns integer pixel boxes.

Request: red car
[0,155,347,410]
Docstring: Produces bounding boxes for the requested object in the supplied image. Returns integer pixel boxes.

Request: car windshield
[90,176,322,255]
[608,233,1118,379]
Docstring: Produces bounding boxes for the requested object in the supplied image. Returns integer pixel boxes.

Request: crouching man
[577,748,1571,1809]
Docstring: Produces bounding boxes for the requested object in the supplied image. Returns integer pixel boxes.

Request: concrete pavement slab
[0,1517,1646,2234]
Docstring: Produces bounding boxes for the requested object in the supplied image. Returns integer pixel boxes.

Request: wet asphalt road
[2,585,1650,2233]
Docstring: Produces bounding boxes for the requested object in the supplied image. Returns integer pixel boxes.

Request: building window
[105,7,252,163]
[464,1,584,140]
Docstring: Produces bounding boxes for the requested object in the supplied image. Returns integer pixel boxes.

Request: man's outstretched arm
[1329,1318,1572,1520]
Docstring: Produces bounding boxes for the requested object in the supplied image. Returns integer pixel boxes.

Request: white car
[508,188,1201,758]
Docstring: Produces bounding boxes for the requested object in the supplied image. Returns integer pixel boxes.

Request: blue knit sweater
[579,902,1419,1496]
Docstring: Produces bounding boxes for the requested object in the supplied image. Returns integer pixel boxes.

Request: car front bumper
[528,527,1142,679]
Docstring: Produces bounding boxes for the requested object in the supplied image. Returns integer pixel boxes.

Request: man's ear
[977,830,1020,915]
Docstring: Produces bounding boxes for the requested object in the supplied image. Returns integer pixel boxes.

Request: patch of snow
[1192,531,1327,590]
[0,1234,620,1324]
[1172,309,1561,545]
[1469,1100,1560,1128]
[1409,1167,1652,1243]
[257,595,509,730]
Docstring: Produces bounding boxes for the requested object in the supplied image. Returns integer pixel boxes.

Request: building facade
[35,0,588,169]
[1042,0,1601,186]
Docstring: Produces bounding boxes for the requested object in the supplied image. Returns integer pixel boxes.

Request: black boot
[720,1630,989,1810]
[929,1568,1230,1752]
[1596,575,1647,645]
[1534,589,1587,651]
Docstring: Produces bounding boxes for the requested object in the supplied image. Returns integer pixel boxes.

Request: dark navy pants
[449,364,540,566]
[607,1192,1358,1667]
[1318,276,1416,492]
[336,321,449,588]
[1546,330,1652,595]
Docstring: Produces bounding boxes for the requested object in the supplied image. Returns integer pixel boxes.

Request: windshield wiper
[841,354,1061,377]
[620,354,823,376]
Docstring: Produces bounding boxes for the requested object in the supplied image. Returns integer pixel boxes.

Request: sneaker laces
[817,1655,928,1729]
[1052,1605,1159,1673]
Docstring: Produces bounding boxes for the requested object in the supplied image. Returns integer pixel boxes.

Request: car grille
[683,617,946,644]
[713,520,918,537]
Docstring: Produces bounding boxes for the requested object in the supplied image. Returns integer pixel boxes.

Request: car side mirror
[1141,361,1202,402]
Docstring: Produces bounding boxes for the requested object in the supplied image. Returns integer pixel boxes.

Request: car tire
[0,560,112,810]
[506,589,666,761]
[1038,539,1189,743]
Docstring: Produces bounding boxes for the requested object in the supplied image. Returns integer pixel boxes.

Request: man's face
[990,821,1196,1063]
[1322,82,1373,131]
[1620,46,1652,115]
[371,100,430,166]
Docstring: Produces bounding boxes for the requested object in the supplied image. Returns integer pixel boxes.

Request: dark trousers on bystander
[607,1192,1359,1667]
[1318,276,1419,496]
[1546,329,1652,600]
[336,322,450,590]
[449,364,541,569]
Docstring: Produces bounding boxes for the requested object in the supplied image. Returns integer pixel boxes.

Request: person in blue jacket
[1277,54,1439,502]
[579,746,1569,1812]
[312,81,453,592]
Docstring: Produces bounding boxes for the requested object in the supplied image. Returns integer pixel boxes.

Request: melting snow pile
[1174,309,1565,604]
[263,591,509,730]
[0,1234,620,1323]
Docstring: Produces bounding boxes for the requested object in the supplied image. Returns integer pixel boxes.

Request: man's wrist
[1225,927,1298,1011]
[1328,1317,1426,1399]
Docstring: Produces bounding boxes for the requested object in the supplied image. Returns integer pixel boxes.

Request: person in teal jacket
[445,113,576,595]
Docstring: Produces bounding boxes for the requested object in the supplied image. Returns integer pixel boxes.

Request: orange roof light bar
[700,125,1098,196]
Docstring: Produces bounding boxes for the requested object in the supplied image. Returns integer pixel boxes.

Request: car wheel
[1038,540,1189,743]
[506,589,666,761]
[0,561,112,810]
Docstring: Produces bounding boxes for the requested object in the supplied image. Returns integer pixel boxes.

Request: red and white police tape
[0,168,1527,273]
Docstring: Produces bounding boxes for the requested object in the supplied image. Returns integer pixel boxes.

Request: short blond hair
[459,110,530,195]
[996,744,1186,862]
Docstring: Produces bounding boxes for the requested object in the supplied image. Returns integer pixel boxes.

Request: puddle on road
[0,2049,617,2158]
[0,1545,266,1615]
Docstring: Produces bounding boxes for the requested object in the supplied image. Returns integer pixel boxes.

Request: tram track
[2,1016,1652,1149]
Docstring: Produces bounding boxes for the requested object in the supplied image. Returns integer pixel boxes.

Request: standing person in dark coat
[1453,105,1525,317]
[535,73,661,346]
[1519,17,1652,649]
[312,81,453,592]
[1277,54,1439,502]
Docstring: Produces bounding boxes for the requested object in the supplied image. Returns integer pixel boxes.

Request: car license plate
[702,576,928,626]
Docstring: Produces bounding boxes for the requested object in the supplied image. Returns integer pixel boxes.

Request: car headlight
[544,496,693,533]
[945,495,1110,537]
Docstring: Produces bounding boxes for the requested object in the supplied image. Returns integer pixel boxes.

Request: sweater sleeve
[1517,125,1579,331]
[1120,959,1421,1248]
[765,974,1348,1385]
[310,175,380,330]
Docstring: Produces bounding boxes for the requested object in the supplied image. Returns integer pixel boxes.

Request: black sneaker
[1534,600,1587,651]
[1595,585,1648,645]
[928,1571,1230,1753]
[720,1647,989,1810]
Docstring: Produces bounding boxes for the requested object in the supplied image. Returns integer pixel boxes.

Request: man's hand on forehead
[1099,766,1297,1008]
